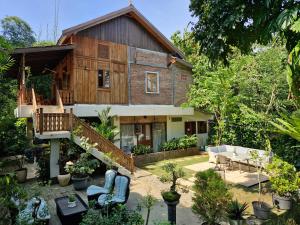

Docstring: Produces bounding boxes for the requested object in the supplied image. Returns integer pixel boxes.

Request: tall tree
[189,0,300,99]
[0,16,36,47]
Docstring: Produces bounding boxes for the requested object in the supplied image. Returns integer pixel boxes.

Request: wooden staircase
[30,88,135,174]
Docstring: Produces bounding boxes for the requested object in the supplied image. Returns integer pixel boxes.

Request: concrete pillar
[114,116,121,149]
[26,119,33,145]
[50,139,60,178]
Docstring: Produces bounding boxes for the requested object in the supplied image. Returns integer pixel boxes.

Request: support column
[50,139,60,178]
[114,116,121,149]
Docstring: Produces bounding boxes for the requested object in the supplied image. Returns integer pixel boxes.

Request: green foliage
[271,110,300,142]
[141,193,157,225]
[80,205,144,225]
[26,74,53,100]
[1,16,35,47]
[0,173,27,224]
[160,163,185,193]
[65,151,100,177]
[132,144,153,155]
[32,41,55,47]
[160,135,197,151]
[226,200,248,220]
[36,147,51,185]
[266,157,300,197]
[94,107,119,142]
[192,169,232,225]
[68,194,76,202]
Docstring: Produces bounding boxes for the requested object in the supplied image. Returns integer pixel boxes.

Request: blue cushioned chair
[97,175,130,207]
[87,169,117,201]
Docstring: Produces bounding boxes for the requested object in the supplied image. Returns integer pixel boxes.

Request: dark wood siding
[77,15,168,53]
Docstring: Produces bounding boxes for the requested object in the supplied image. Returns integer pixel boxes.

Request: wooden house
[10,5,212,175]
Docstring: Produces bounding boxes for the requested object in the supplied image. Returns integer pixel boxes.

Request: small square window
[145,72,159,94]
[98,69,110,88]
[197,121,207,134]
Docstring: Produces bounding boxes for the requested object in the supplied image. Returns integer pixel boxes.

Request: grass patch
[140,155,208,180]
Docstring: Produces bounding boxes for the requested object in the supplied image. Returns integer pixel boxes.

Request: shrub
[266,156,300,197]
[192,169,231,225]
[132,145,153,155]
[36,147,51,185]
[80,205,144,225]
[160,135,198,151]
[226,200,248,220]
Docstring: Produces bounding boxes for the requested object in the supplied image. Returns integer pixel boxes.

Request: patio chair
[97,175,130,208]
[216,154,232,171]
[86,169,117,201]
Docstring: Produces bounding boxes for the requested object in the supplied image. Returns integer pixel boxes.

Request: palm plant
[226,200,248,221]
[94,107,119,142]
[270,110,300,142]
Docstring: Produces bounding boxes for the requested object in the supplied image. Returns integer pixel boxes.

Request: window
[145,72,159,94]
[98,69,110,88]
[197,121,207,134]
[185,121,196,135]
[98,44,109,59]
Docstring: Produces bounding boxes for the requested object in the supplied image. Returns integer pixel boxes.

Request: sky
[0,0,195,42]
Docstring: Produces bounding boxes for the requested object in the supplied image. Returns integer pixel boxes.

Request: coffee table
[55,194,88,225]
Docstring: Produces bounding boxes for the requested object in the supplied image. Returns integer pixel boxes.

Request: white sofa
[207,145,272,168]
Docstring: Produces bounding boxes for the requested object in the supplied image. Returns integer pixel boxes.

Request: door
[111,62,128,104]
[135,124,152,147]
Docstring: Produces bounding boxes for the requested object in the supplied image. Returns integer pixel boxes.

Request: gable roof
[58,5,185,59]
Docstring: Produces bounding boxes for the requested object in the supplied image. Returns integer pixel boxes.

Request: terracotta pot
[57,173,71,187]
[15,168,27,183]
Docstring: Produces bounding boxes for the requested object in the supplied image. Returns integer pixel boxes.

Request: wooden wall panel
[73,36,128,104]
[120,116,167,124]
[77,15,168,53]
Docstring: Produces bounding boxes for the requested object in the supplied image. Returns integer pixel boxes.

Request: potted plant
[65,152,100,190]
[226,200,248,225]
[250,149,271,220]
[159,163,185,225]
[15,155,27,183]
[266,156,300,210]
[67,194,77,208]
[57,162,71,187]
[192,169,231,225]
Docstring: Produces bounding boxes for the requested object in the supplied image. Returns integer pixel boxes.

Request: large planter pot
[57,173,71,187]
[71,176,88,190]
[163,193,181,225]
[272,194,292,210]
[15,168,27,183]
[252,201,271,220]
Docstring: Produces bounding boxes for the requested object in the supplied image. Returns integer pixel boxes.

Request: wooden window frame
[97,69,110,89]
[145,71,160,94]
[185,121,196,135]
[197,121,208,134]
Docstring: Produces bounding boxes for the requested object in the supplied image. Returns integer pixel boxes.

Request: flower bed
[133,147,205,167]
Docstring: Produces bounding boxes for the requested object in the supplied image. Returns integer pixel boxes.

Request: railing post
[69,108,73,131]
[39,108,44,135]
[130,154,135,174]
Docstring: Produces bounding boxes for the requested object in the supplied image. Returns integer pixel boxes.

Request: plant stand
[165,200,179,225]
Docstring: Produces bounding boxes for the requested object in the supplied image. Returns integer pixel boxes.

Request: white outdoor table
[231,154,251,173]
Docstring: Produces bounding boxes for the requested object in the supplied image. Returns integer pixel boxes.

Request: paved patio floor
[24,169,202,225]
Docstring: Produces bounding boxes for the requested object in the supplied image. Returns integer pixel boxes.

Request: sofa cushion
[217,145,227,153]
[225,145,236,153]
[235,147,249,155]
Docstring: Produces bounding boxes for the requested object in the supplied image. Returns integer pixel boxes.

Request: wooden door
[75,67,96,103]
[111,62,128,104]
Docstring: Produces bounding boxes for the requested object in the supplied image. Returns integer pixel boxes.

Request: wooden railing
[33,109,134,173]
[35,108,72,134]
[32,88,37,113]
[59,90,74,105]
[18,84,32,105]
[72,115,135,173]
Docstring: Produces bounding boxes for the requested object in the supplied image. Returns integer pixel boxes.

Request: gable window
[98,44,109,59]
[185,121,196,135]
[197,121,207,134]
[145,71,159,94]
[98,69,110,88]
